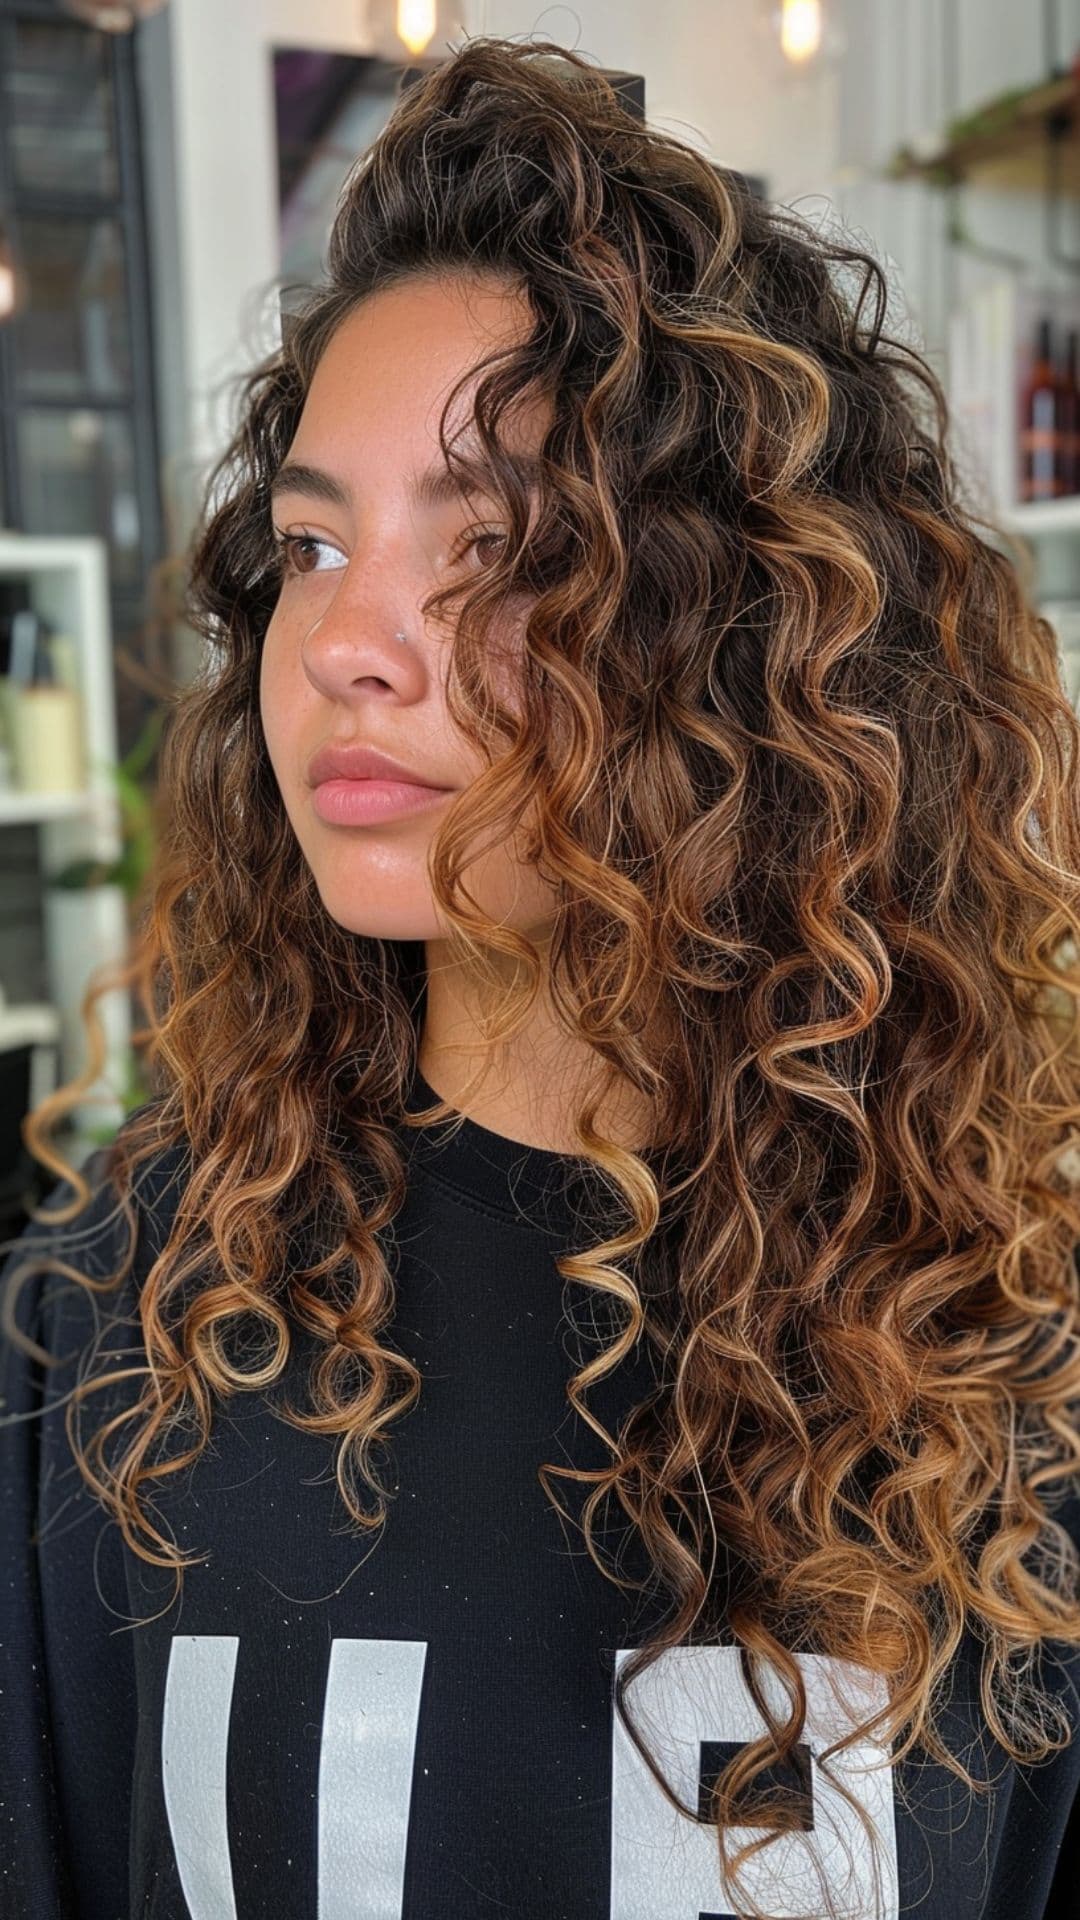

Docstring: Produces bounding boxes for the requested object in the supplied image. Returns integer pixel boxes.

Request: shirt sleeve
[0,1148,144,1920]
[1043,1773,1080,1917]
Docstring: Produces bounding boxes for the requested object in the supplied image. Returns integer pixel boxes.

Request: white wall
[141,0,1080,567]
[479,1,841,205]
[138,0,372,558]
[137,0,842,569]
[832,0,1080,376]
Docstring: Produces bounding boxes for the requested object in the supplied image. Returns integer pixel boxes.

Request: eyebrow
[269,452,542,513]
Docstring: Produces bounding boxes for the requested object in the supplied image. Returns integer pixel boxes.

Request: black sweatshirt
[1,1062,1079,1920]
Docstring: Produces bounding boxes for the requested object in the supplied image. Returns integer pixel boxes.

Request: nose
[300,593,425,700]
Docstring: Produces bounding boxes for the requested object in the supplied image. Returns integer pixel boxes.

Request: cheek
[258,616,298,758]
[258,673,301,821]
[479,600,533,716]
[257,640,276,761]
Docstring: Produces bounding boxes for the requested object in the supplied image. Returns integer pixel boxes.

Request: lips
[306,741,450,788]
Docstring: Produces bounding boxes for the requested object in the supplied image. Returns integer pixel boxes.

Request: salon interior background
[2,0,1080,1233]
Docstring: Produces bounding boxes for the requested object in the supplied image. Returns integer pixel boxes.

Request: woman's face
[259,271,557,947]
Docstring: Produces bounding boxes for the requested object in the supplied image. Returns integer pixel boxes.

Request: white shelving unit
[0,531,130,1146]
[1000,498,1080,541]
[986,498,1080,626]
[991,499,1080,711]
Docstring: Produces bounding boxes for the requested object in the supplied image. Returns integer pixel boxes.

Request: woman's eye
[272,532,346,577]
[456,527,508,567]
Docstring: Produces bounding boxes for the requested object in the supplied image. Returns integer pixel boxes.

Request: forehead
[290,275,550,476]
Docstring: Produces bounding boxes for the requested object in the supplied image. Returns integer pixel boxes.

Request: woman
[2,36,1079,1920]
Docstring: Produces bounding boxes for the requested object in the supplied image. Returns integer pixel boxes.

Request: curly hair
[7,34,1080,1919]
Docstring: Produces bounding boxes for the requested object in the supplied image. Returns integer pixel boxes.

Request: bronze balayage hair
[7,35,1080,1919]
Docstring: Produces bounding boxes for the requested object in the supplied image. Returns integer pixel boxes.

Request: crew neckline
[397,1059,594,1230]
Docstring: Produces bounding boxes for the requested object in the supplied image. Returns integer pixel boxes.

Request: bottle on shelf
[1019,315,1063,502]
[8,613,86,795]
[1061,328,1080,498]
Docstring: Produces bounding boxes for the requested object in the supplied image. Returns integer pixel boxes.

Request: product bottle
[1062,328,1080,496]
[1019,315,1061,502]
[9,618,85,794]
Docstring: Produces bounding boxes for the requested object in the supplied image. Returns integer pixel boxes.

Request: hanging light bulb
[62,0,168,30]
[780,0,823,63]
[366,0,462,66]
[0,222,22,325]
[396,0,436,57]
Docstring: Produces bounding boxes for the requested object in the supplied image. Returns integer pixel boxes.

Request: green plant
[46,702,165,897]
[45,703,166,1136]
[944,82,1031,149]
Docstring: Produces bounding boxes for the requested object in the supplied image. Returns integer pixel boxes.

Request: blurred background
[2,0,1080,1230]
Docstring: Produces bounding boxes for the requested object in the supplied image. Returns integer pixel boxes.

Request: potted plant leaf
[43,703,165,1136]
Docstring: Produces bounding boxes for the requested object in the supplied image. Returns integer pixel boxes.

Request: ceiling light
[62,0,168,31]
[366,0,464,66]
[0,227,17,325]
[396,0,436,57]
[780,0,823,63]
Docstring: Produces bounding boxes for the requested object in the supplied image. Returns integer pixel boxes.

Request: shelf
[890,71,1080,196]
[999,496,1080,537]
[0,530,128,1141]
[0,787,95,826]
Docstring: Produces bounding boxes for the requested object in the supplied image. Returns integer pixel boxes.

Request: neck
[419,937,656,1156]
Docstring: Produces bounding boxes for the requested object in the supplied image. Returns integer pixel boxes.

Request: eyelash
[270,532,340,578]
[270,527,508,578]
[453,527,509,567]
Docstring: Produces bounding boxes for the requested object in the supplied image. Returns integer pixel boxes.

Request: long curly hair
[7,35,1080,1918]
